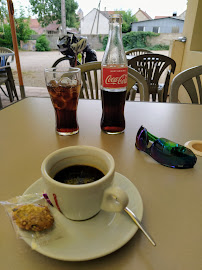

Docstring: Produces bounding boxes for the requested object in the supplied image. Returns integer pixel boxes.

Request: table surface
[1,97,202,269]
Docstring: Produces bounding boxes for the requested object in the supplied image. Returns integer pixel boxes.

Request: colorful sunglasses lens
[150,138,197,168]
[136,126,197,169]
[135,127,148,151]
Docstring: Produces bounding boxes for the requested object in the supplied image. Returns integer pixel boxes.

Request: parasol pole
[7,0,25,98]
[61,0,66,35]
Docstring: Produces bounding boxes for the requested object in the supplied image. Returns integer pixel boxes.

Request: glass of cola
[44,67,81,135]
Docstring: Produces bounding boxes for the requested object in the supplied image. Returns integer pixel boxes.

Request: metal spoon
[124,207,156,247]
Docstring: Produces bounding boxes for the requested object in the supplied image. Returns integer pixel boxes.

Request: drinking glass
[45,67,81,135]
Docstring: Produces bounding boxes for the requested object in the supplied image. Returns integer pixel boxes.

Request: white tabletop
[0,97,202,269]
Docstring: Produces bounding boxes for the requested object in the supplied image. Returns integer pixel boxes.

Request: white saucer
[21,172,143,261]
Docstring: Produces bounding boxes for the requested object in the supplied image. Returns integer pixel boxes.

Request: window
[172,26,179,33]
[153,27,160,33]
[137,26,145,31]
[47,31,56,34]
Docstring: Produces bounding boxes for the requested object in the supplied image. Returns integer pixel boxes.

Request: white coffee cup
[41,145,129,220]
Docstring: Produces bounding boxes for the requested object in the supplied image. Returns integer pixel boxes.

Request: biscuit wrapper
[0,193,63,250]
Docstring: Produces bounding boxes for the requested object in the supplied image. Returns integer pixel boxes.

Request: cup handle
[101,186,129,212]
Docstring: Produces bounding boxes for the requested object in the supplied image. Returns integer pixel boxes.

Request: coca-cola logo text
[105,74,127,85]
[102,67,128,88]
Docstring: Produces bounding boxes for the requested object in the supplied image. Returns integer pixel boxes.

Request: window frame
[137,26,145,32]
[153,26,160,33]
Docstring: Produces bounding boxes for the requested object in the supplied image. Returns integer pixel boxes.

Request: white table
[0,97,202,269]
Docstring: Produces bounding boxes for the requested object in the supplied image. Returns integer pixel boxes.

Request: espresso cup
[41,145,129,220]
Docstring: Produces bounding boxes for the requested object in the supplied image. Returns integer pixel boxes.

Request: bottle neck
[102,14,127,66]
[108,21,122,45]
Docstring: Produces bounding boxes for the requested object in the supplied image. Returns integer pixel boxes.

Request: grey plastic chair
[0,67,14,109]
[0,47,19,107]
[170,65,202,104]
[0,47,14,65]
[128,53,176,102]
[127,66,149,101]
[125,48,152,56]
[0,65,19,104]
[78,61,149,101]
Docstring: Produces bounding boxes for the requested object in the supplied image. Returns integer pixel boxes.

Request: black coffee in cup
[54,165,104,185]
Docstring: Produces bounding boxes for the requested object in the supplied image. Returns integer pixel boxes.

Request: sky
[12,0,188,19]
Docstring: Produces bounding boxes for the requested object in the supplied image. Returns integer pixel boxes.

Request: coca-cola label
[102,67,128,88]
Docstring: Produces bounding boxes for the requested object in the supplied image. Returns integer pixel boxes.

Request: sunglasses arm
[147,131,159,142]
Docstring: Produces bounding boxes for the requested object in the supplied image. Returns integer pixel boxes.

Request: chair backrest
[128,53,176,99]
[127,66,149,101]
[125,48,152,56]
[0,47,14,65]
[79,62,101,99]
[170,65,202,104]
[78,61,149,101]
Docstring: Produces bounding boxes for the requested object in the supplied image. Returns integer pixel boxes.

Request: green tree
[0,0,8,22]
[0,6,33,48]
[117,10,137,33]
[122,31,159,50]
[0,24,12,48]
[36,34,50,51]
[15,8,33,44]
[29,0,79,27]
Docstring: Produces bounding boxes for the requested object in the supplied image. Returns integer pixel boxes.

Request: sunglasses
[135,126,197,169]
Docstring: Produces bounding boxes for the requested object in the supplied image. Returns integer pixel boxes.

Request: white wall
[80,9,109,35]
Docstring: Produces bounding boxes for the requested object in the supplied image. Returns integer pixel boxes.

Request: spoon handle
[124,207,156,247]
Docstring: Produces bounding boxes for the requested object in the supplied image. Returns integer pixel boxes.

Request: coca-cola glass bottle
[101,14,128,134]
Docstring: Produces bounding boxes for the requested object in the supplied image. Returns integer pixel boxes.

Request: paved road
[11,50,168,88]
[11,51,104,87]
[1,51,105,107]
[1,50,169,108]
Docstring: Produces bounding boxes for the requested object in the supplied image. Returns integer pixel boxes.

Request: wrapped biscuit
[0,193,57,249]
[12,204,54,232]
